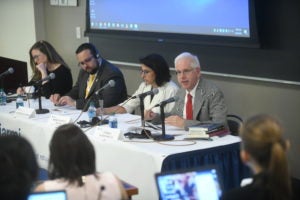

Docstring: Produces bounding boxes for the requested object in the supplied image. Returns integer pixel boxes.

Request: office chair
[227,114,243,136]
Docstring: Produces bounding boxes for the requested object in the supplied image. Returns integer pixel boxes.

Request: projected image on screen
[89,0,250,38]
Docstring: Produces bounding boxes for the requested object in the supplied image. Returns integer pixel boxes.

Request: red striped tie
[186,93,193,120]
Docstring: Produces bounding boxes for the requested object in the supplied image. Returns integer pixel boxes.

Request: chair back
[227,114,243,136]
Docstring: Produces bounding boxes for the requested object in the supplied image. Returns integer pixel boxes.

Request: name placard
[94,126,121,140]
[185,127,210,139]
[15,106,36,118]
[48,114,72,127]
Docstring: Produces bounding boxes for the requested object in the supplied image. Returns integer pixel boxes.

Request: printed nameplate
[186,127,209,139]
[94,126,121,140]
[15,106,36,118]
[48,114,72,127]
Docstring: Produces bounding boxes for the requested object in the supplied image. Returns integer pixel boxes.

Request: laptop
[155,166,222,200]
[27,190,67,200]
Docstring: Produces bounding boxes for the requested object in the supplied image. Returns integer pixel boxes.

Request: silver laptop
[27,190,67,200]
[155,166,222,200]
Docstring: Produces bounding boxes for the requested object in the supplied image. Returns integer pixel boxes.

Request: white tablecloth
[0,98,240,200]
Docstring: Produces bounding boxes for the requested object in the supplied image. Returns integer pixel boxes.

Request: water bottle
[109,113,118,128]
[16,95,24,108]
[87,101,96,122]
[0,88,7,106]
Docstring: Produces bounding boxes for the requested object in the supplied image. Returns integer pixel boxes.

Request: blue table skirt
[161,142,251,192]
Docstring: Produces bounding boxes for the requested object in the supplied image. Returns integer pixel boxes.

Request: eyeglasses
[32,55,41,60]
[175,68,194,76]
[78,56,94,67]
[140,70,151,75]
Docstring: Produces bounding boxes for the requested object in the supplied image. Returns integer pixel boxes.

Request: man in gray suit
[145,52,227,130]
[58,43,127,110]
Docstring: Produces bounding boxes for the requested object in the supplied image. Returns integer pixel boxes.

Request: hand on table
[50,93,61,105]
[165,115,185,128]
[57,96,76,107]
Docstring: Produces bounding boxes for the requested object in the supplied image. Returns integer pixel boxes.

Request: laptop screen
[27,190,67,200]
[155,167,222,200]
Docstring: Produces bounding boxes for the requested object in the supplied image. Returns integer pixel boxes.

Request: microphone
[154,96,179,107]
[132,88,159,99]
[95,80,115,95]
[34,73,56,85]
[0,67,14,79]
[73,80,116,122]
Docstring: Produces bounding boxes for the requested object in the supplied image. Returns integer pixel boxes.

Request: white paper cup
[24,86,34,93]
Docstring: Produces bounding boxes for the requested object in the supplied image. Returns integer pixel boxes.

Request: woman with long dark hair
[35,124,128,200]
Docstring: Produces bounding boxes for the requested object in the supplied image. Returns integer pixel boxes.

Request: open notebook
[27,190,67,200]
[155,166,222,200]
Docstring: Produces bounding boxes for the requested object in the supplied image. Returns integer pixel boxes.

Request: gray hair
[174,52,200,69]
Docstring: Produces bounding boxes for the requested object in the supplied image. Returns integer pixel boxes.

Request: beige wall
[43,0,88,80]
[0,0,36,77]
[1,0,299,179]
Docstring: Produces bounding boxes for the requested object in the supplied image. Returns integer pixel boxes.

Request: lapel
[85,60,104,99]
[144,84,154,108]
[80,72,89,98]
[174,89,185,116]
[193,79,205,119]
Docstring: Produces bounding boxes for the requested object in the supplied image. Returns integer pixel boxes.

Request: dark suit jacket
[152,78,227,130]
[66,59,127,110]
[221,173,300,200]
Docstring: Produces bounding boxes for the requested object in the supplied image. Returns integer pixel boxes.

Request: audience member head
[240,114,291,200]
[48,124,96,186]
[174,52,201,91]
[139,53,171,87]
[29,40,68,81]
[0,135,38,200]
[75,43,101,74]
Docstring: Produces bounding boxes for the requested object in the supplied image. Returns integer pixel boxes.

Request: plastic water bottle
[87,101,96,122]
[109,113,118,128]
[16,95,24,108]
[0,88,7,106]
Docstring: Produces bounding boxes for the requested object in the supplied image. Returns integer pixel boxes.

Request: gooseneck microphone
[0,67,14,79]
[73,79,116,123]
[154,96,179,107]
[138,88,159,137]
[131,88,159,99]
[34,73,56,85]
[35,73,55,114]
[95,80,115,95]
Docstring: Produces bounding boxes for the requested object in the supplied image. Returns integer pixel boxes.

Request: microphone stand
[153,105,174,141]
[139,96,151,138]
[35,84,49,114]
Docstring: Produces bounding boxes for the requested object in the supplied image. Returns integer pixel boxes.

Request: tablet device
[27,190,67,200]
[155,166,222,200]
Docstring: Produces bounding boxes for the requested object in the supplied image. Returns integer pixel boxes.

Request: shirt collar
[185,79,200,97]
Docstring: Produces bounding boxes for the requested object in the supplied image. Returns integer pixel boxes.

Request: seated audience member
[99,53,178,115]
[0,135,38,200]
[17,40,73,103]
[145,52,227,130]
[35,124,128,200]
[222,114,299,200]
[57,43,127,110]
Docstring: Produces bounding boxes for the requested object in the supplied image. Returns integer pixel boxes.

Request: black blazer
[66,59,127,109]
[222,173,300,200]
